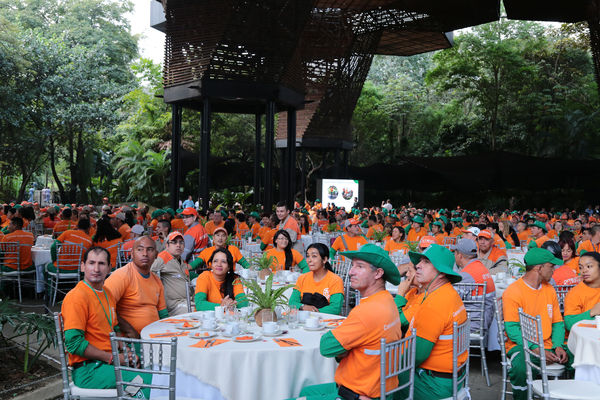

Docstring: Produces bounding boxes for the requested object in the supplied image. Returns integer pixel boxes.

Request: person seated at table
[397,244,468,399]
[527,220,551,248]
[541,241,580,286]
[295,244,402,400]
[152,220,171,253]
[365,214,383,239]
[104,236,167,338]
[454,238,496,346]
[258,214,278,251]
[288,243,344,315]
[477,229,508,275]
[181,207,209,262]
[205,209,226,237]
[329,218,367,260]
[48,217,93,273]
[383,225,408,254]
[120,224,145,251]
[0,217,34,272]
[42,206,58,231]
[431,220,447,245]
[394,256,423,329]
[194,248,248,311]
[564,251,600,330]
[61,246,151,397]
[190,227,250,271]
[559,237,580,275]
[151,231,194,316]
[406,215,427,243]
[502,248,568,400]
[92,217,122,270]
[265,230,308,273]
[577,225,600,255]
[53,208,74,238]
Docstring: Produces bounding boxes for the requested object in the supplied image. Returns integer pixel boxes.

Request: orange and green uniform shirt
[564,282,600,330]
[53,219,73,236]
[577,240,599,256]
[93,238,122,270]
[366,224,383,239]
[204,220,225,236]
[104,262,167,334]
[189,245,249,270]
[264,248,308,272]
[384,239,409,254]
[193,270,248,311]
[289,270,344,315]
[406,228,426,243]
[330,234,367,259]
[259,227,277,251]
[319,290,402,398]
[1,229,34,270]
[54,229,93,269]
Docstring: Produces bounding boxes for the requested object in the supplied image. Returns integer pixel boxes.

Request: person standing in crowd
[181,207,209,262]
[182,195,195,209]
[276,201,303,253]
[329,218,367,260]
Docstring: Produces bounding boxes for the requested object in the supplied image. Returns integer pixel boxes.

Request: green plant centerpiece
[370,230,388,243]
[252,253,276,280]
[324,223,340,233]
[405,240,420,253]
[242,274,294,326]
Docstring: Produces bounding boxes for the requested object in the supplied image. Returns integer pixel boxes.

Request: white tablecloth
[567,320,600,384]
[31,246,51,293]
[35,235,54,248]
[141,312,340,400]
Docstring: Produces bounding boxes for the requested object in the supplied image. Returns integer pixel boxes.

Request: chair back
[56,243,84,272]
[110,332,177,400]
[494,298,508,358]
[117,245,133,269]
[380,329,417,400]
[454,283,487,334]
[518,308,549,400]
[53,312,72,400]
[452,318,471,399]
[0,241,20,271]
[444,237,457,246]
[553,284,575,313]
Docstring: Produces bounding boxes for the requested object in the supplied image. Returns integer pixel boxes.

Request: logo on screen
[342,188,353,200]
[327,186,338,200]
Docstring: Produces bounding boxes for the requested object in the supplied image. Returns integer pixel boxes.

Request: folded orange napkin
[190,332,213,338]
[273,338,301,347]
[190,339,229,348]
[181,321,195,328]
[579,323,598,328]
[321,318,344,322]
[162,318,192,324]
[149,331,189,338]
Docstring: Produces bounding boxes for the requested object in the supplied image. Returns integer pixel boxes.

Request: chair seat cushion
[532,379,600,400]
[70,382,117,397]
[545,363,565,376]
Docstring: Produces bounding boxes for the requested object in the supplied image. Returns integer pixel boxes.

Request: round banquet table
[567,320,600,384]
[31,246,51,293]
[141,311,341,400]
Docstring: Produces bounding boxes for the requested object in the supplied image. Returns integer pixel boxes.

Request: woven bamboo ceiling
[157,0,599,149]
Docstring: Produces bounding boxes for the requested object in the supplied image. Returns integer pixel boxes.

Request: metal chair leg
[480,337,491,386]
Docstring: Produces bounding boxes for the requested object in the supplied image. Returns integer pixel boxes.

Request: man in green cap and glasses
[400,244,467,399]
[528,220,551,249]
[295,244,402,400]
[502,247,568,400]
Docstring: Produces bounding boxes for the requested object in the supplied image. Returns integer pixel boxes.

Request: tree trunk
[76,132,89,204]
[68,132,77,203]
[49,136,66,202]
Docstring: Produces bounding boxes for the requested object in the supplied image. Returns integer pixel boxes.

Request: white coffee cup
[224,322,240,336]
[263,321,278,334]
[214,306,225,320]
[298,310,310,323]
[204,311,215,320]
[202,318,216,330]
[306,317,320,329]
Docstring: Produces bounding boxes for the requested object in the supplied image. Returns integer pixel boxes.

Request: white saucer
[234,335,262,342]
[176,323,200,330]
[304,325,325,331]
[262,329,283,337]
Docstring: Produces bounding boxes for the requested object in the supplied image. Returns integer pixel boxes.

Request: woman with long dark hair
[564,251,600,330]
[288,243,344,314]
[265,230,308,272]
[194,248,248,311]
[92,216,122,269]
[384,225,409,253]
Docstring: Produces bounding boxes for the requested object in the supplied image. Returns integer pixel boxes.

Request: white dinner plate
[176,322,201,330]
[262,329,284,337]
[233,335,262,342]
[189,331,217,339]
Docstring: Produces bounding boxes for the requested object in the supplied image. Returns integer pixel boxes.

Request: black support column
[264,101,275,212]
[300,148,306,204]
[170,104,182,210]
[253,114,262,205]
[200,99,211,211]
[343,149,349,178]
[286,108,297,209]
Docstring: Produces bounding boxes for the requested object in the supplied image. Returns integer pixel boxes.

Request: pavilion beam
[300,148,306,204]
[264,101,275,212]
[286,108,297,209]
[200,99,211,211]
[253,114,262,205]
[170,104,182,210]
[343,149,349,178]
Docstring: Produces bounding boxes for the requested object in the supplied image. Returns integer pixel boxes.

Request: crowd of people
[2,197,600,399]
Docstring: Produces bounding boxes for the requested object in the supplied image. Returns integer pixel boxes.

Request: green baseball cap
[524,248,563,266]
[529,220,547,232]
[433,221,443,228]
[438,216,449,225]
[412,215,424,224]
[164,208,175,217]
[250,211,260,219]
[340,244,401,285]
[409,244,463,284]
[219,209,228,218]
[176,208,184,214]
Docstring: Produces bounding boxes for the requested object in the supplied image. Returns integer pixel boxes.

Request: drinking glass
[287,305,299,329]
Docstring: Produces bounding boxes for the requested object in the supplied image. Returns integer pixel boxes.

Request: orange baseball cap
[478,229,494,239]
[167,231,184,241]
[181,207,198,217]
